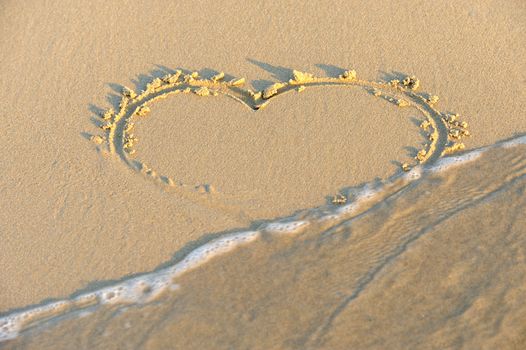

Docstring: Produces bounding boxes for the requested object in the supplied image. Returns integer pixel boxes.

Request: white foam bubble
[264,220,309,234]
[0,230,260,342]
[403,166,423,181]
[73,292,97,305]
[169,231,260,277]
[0,316,21,342]
[0,300,75,342]
[426,134,526,173]
[357,184,382,200]
[319,213,341,222]
[336,203,359,215]
[428,150,484,172]
[501,135,526,148]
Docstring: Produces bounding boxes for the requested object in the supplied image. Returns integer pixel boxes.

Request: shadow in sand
[246,58,294,89]
[316,64,346,77]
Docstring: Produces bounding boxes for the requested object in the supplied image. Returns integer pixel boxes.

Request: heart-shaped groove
[90,68,471,196]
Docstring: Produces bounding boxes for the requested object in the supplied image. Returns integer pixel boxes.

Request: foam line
[0,231,259,342]
[264,220,309,234]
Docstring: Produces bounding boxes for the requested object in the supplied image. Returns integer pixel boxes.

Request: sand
[3,133,526,349]
[0,0,525,348]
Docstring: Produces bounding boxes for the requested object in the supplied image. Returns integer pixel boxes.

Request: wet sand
[3,139,525,349]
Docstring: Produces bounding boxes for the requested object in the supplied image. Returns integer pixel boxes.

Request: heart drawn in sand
[90,68,471,203]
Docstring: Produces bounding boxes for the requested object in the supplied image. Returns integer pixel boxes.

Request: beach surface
[0,0,525,348]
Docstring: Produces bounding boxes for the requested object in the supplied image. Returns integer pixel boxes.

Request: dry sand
[0,0,525,348]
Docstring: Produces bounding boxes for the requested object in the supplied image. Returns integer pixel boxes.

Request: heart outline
[91,68,471,195]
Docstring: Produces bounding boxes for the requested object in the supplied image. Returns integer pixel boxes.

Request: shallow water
[2,137,525,349]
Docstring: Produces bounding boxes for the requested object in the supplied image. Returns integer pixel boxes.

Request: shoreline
[2,135,524,343]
